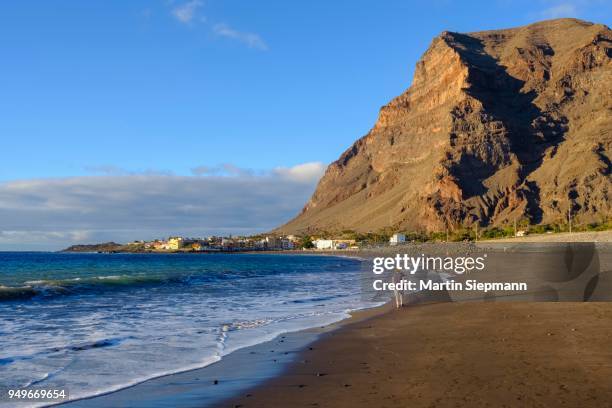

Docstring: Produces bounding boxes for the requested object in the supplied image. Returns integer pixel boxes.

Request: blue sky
[0,0,609,249]
[2,0,609,180]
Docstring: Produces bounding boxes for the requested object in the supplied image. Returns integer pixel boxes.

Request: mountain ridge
[277,18,611,235]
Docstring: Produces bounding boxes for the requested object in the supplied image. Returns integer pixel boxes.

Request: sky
[0,0,610,250]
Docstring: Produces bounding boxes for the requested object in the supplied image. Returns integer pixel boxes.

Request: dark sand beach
[220,302,612,408]
[59,242,612,407]
[59,304,389,408]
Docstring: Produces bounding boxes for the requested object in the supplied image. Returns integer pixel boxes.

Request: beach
[52,240,612,407]
[4,242,612,407]
[220,302,612,408]
[217,241,612,407]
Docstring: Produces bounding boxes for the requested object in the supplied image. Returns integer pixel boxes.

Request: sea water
[0,252,380,407]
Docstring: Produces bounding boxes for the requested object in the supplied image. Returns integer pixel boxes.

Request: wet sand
[60,304,389,408]
[219,302,612,408]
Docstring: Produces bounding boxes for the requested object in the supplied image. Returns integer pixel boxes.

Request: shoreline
[49,242,612,408]
[0,253,375,406]
[216,242,612,407]
[57,301,391,408]
[220,302,612,408]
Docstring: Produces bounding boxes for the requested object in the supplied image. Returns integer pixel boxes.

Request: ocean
[0,252,380,407]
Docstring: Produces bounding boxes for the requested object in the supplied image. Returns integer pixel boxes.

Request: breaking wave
[0,274,194,301]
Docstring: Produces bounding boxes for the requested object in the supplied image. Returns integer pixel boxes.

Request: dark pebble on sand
[344,384,351,387]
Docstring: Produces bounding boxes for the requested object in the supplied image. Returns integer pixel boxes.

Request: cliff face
[279,18,612,234]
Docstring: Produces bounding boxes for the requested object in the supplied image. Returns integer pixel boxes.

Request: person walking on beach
[392,268,405,308]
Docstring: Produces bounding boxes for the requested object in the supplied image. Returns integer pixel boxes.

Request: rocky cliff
[278,18,611,235]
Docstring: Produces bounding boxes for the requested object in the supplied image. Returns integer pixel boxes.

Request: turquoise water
[0,252,378,407]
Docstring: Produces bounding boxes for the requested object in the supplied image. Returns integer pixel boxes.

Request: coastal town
[62,234,366,253]
[127,234,363,252]
[133,235,303,252]
[63,221,612,253]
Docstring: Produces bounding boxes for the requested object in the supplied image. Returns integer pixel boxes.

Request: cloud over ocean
[0,162,325,250]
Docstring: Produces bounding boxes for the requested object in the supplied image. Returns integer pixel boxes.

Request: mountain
[278,18,611,235]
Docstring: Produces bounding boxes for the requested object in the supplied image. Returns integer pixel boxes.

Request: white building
[314,239,334,250]
[389,233,406,245]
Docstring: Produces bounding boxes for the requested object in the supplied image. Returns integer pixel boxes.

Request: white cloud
[167,3,268,51]
[533,0,607,20]
[85,165,173,177]
[540,2,578,18]
[274,162,326,183]
[0,163,326,250]
[190,163,255,177]
[0,230,93,245]
[212,23,268,50]
[172,0,203,24]
[190,162,324,181]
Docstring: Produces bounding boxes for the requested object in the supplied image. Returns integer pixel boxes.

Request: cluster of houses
[311,239,358,250]
[124,232,413,253]
[313,233,409,248]
[128,235,299,252]
[125,233,413,252]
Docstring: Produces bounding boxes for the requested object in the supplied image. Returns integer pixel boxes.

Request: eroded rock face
[279,18,612,234]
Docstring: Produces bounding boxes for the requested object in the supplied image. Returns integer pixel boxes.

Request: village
[126,231,422,252]
[129,235,301,252]
[117,228,535,253]
[124,234,378,252]
[65,225,549,254]
[60,231,444,253]
[63,231,428,253]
